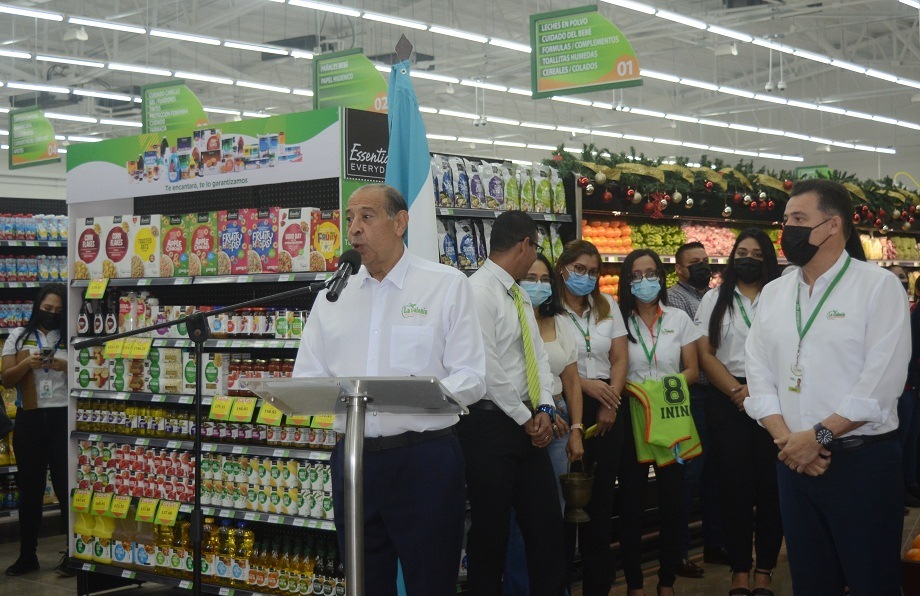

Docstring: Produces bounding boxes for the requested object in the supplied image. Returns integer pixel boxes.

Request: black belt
[826,430,897,453]
[468,400,531,413]
[360,426,456,452]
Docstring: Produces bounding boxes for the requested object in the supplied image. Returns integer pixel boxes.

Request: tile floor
[1,509,918,595]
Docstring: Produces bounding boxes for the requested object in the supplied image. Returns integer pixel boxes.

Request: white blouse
[560,294,628,380]
[626,304,701,383]
[543,315,578,396]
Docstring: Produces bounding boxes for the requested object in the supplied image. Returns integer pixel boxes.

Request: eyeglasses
[523,238,543,253]
[567,264,599,280]
[629,271,660,284]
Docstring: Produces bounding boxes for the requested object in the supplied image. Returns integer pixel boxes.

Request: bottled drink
[77,298,91,337]
[265,538,281,592]
[200,517,219,577]
[215,519,235,584]
[92,299,105,336]
[231,521,253,587]
[104,290,119,336]
[277,535,292,593]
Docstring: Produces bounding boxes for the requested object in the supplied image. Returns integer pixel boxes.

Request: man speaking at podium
[293,183,487,595]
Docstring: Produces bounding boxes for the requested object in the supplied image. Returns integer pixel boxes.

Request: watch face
[816,427,833,445]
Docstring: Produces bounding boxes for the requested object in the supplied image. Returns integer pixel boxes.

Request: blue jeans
[681,386,724,557]
[897,387,920,488]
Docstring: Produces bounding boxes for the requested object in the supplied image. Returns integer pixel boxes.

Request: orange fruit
[621,225,631,235]
[609,220,621,228]
[906,548,920,561]
[610,228,622,238]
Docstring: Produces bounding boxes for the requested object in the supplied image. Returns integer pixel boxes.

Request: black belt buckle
[827,430,897,453]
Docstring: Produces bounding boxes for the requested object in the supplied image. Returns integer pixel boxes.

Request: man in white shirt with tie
[461,210,565,595]
[293,184,487,595]
[744,179,910,595]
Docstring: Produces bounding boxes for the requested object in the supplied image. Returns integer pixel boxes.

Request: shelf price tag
[209,395,235,421]
[256,403,283,426]
[85,278,109,300]
[130,337,153,360]
[229,397,257,423]
[120,338,137,359]
[108,494,132,519]
[286,415,311,427]
[91,491,113,516]
[71,489,92,513]
[135,497,159,523]
[154,499,180,526]
[104,338,125,359]
[311,414,335,429]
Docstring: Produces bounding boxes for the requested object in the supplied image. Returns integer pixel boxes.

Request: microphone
[325,249,362,302]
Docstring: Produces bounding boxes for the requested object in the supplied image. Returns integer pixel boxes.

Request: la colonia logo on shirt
[401,303,429,318]
[826,310,846,320]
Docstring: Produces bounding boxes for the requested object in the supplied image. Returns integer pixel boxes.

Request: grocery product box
[311,209,341,271]
[217,209,249,275]
[103,215,132,278]
[245,207,279,274]
[160,215,189,277]
[129,214,161,278]
[181,352,228,396]
[109,358,146,393]
[145,348,184,394]
[185,212,218,276]
[278,207,317,272]
[74,217,109,279]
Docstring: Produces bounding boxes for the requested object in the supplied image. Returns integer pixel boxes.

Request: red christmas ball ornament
[733,192,743,204]
[643,201,656,214]
[783,179,794,191]
[911,205,918,214]
[910,216,916,224]
[874,218,883,228]
[901,210,909,220]
[552,154,563,162]
[705,181,714,192]
[602,190,613,203]
[750,202,758,212]
[767,200,775,210]
[853,213,861,224]
[663,194,671,203]
[878,208,887,219]
[626,188,635,198]
[577,176,590,189]
[758,200,768,211]
[861,205,870,214]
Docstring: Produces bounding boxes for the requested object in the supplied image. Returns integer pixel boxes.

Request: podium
[247,376,467,596]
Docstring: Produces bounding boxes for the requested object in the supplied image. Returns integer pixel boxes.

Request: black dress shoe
[5,555,39,576]
[675,558,705,578]
[704,546,731,565]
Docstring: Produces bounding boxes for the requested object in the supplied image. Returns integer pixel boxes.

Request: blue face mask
[519,281,552,306]
[631,279,661,303]
[564,271,596,297]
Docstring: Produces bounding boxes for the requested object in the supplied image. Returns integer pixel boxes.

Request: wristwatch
[536,404,556,423]
[813,422,834,446]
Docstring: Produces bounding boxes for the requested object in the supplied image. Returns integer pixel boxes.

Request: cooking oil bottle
[215,519,235,585]
[154,522,174,576]
[200,517,219,577]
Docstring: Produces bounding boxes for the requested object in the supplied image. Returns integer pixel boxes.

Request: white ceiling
[1,0,919,184]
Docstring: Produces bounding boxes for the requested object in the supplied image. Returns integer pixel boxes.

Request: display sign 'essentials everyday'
[8,107,61,170]
[530,5,641,99]
[313,49,389,114]
[141,80,209,134]
[343,108,388,182]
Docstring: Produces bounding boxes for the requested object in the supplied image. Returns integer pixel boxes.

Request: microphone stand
[73,277,334,596]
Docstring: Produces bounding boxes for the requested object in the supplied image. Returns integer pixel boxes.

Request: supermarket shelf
[71,389,197,404]
[71,272,330,288]
[601,253,792,266]
[0,239,66,248]
[438,207,573,222]
[0,281,60,288]
[0,503,57,519]
[198,505,335,530]
[70,337,300,349]
[0,465,18,474]
[72,430,196,451]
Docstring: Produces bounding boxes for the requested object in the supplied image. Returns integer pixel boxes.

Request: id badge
[39,378,53,400]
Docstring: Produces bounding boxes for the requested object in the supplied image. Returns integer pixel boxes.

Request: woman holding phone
[2,283,70,577]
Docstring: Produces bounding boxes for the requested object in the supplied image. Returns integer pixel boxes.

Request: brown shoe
[675,558,705,578]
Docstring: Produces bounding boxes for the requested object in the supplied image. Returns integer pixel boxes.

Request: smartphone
[40,347,54,363]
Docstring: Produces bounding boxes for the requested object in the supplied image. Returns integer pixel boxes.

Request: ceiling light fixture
[108,63,172,77]
[409,71,460,84]
[99,119,143,128]
[0,4,63,21]
[362,12,428,30]
[67,135,104,143]
[69,17,145,34]
[237,81,291,93]
[224,41,290,55]
[45,112,98,123]
[36,55,104,68]
[203,107,241,116]
[6,81,71,94]
[489,38,532,53]
[242,112,271,119]
[150,29,220,45]
[428,26,489,44]
[291,50,314,60]
[73,89,134,102]
[460,79,508,92]
[0,49,31,59]
[292,88,314,96]
[287,0,361,17]
[707,25,753,43]
[174,71,235,85]
[656,10,707,29]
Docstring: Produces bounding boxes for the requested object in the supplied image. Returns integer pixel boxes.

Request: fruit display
[581,220,632,254]
[884,235,920,261]
[680,223,736,257]
[598,274,619,299]
[630,223,685,256]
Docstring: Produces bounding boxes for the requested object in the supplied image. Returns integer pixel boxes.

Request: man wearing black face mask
[670,242,728,576]
[744,179,910,595]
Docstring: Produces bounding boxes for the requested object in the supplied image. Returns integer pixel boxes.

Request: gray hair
[353,183,408,218]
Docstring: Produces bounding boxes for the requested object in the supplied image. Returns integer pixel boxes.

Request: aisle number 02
[372,93,388,114]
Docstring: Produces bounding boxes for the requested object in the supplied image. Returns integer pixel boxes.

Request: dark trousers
[330,432,466,596]
[618,397,685,589]
[680,384,723,558]
[705,384,783,572]
[458,408,565,596]
[897,388,920,488]
[13,406,69,556]
[777,437,903,596]
[566,395,624,596]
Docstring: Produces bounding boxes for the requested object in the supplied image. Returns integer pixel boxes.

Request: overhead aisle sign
[8,107,60,169]
[141,80,208,134]
[530,5,642,99]
[313,49,388,113]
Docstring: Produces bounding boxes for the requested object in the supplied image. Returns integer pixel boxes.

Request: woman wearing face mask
[555,240,628,596]
[2,283,70,577]
[695,230,782,596]
[617,249,700,596]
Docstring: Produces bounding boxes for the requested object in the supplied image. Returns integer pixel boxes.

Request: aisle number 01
[616,57,637,79]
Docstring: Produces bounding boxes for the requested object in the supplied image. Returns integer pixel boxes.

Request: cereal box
[129,215,161,278]
[245,207,279,274]
[102,215,132,278]
[278,208,317,272]
[74,217,108,279]
[185,212,218,276]
[310,210,341,272]
[182,352,228,396]
[217,210,248,275]
[160,215,189,277]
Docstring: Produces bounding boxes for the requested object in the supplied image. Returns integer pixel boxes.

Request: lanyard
[632,312,663,366]
[733,293,753,328]
[566,311,591,354]
[795,256,851,342]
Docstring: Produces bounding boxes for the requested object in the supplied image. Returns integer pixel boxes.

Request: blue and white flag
[385,60,436,261]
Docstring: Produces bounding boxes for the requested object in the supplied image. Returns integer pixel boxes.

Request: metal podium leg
[343,395,366,596]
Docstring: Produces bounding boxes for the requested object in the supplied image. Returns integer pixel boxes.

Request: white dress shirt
[744,250,910,436]
[2,326,67,408]
[561,294,628,380]
[695,289,759,378]
[626,304,701,383]
[470,259,555,425]
[293,249,487,437]
[545,316,578,396]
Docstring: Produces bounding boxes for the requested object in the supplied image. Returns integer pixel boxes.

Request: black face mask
[903,281,910,293]
[734,257,764,284]
[686,262,712,289]
[35,310,60,330]
[780,218,832,267]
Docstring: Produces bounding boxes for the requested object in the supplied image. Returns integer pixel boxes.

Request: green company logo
[79,349,90,366]
[185,360,196,382]
[205,361,218,382]
[826,310,846,320]
[660,328,675,335]
[401,303,428,318]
